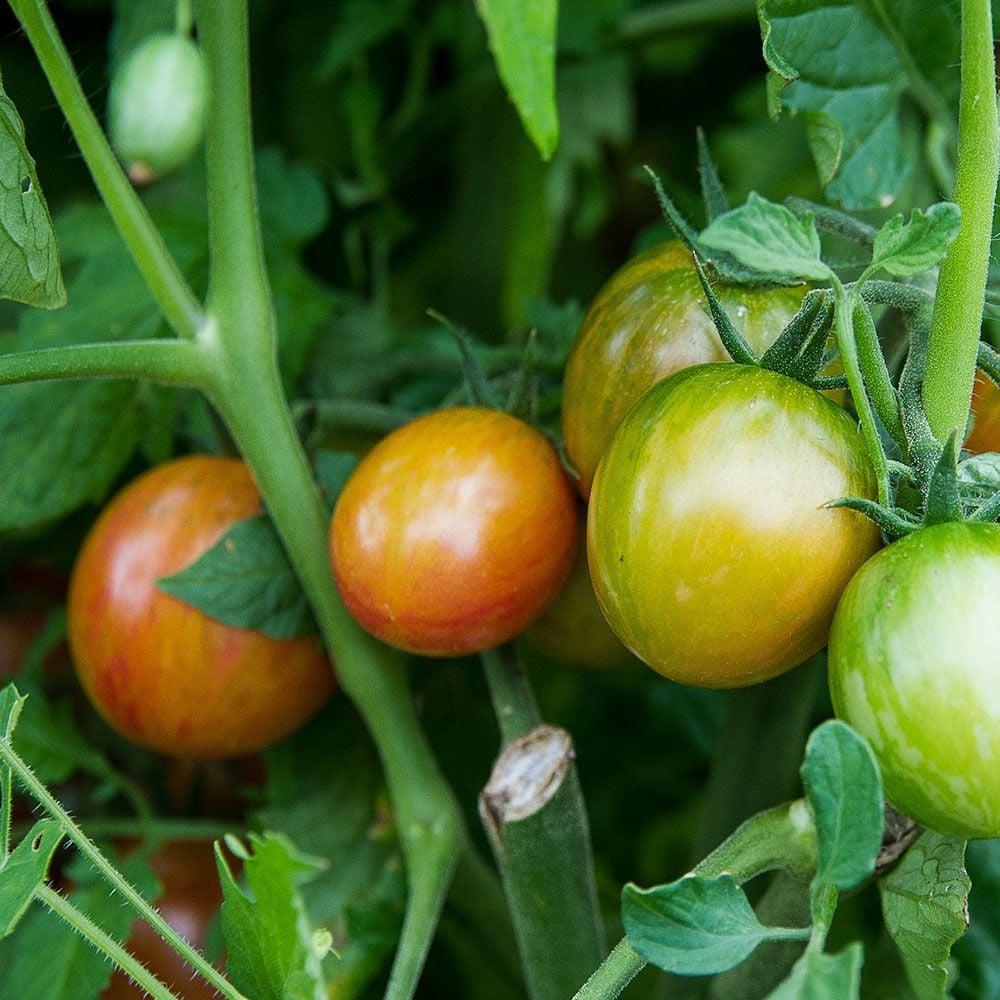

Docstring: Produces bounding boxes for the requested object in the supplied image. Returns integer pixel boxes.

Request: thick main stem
[8,0,204,340]
[192,0,464,992]
[923,0,999,440]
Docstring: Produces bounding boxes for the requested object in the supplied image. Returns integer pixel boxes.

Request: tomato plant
[828,521,1000,840]
[330,407,578,656]
[102,841,223,1000]
[561,240,809,496]
[67,455,334,759]
[588,363,880,688]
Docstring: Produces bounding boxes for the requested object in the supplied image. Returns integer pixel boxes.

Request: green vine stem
[575,801,818,1000]
[192,1,463,996]
[8,0,204,341]
[923,0,999,441]
[830,277,890,505]
[0,341,211,388]
[479,647,605,1000]
[0,736,245,1000]
[35,884,182,1000]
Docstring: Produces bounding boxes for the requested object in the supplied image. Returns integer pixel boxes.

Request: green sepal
[976,340,1000,388]
[426,309,501,410]
[826,498,918,541]
[644,167,792,288]
[696,128,729,224]
[897,304,940,485]
[784,197,876,250]
[922,432,962,526]
[689,253,759,368]
[505,329,538,422]
[758,289,833,383]
[969,488,1000,523]
[810,374,849,392]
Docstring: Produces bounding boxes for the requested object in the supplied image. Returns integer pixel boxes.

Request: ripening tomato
[68,456,333,759]
[102,841,223,1000]
[562,241,809,496]
[523,524,633,669]
[829,522,1000,839]
[964,371,1000,454]
[330,407,578,656]
[588,364,879,688]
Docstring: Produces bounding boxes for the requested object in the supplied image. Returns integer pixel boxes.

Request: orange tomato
[68,455,334,758]
[965,371,1000,454]
[330,407,578,656]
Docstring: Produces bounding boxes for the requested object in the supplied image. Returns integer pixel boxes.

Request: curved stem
[0,738,245,1000]
[572,938,646,1000]
[0,340,210,388]
[190,2,464,994]
[923,0,999,440]
[852,299,906,452]
[481,645,541,741]
[831,278,890,505]
[8,0,204,341]
[36,885,182,1000]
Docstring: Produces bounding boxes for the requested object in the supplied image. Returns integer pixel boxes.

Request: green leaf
[316,0,414,80]
[765,942,864,999]
[476,0,559,160]
[869,204,961,279]
[157,514,316,640]
[0,852,159,1000]
[700,193,831,282]
[622,874,810,976]
[255,701,404,996]
[217,832,328,1000]
[880,831,969,1000]
[0,820,63,937]
[801,720,883,891]
[758,0,959,209]
[0,88,65,309]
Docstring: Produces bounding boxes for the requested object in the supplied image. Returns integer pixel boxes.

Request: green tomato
[588,363,879,688]
[108,33,207,183]
[829,521,1000,839]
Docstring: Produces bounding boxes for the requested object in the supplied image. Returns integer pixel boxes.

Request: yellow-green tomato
[829,522,1000,839]
[588,363,879,688]
[561,241,808,497]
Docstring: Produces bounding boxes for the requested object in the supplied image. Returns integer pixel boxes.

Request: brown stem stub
[479,724,575,845]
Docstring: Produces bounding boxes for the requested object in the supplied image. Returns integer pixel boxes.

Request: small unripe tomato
[562,241,809,496]
[68,455,333,759]
[829,522,1000,839]
[330,407,578,656]
[523,525,632,669]
[588,364,879,688]
[108,33,207,184]
[102,840,223,1000]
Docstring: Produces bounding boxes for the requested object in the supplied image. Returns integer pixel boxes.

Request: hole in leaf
[32,833,43,851]
[20,176,31,194]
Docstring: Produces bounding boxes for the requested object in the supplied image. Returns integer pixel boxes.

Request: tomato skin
[588,364,879,688]
[523,525,632,669]
[964,371,1000,454]
[102,841,223,1000]
[829,522,1000,839]
[68,456,334,759]
[562,241,809,497]
[330,407,578,657]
